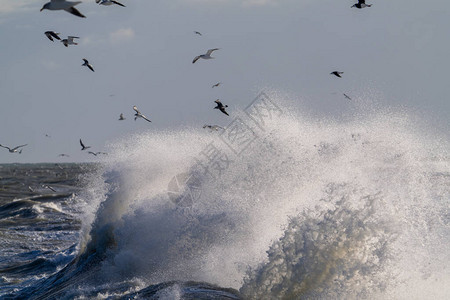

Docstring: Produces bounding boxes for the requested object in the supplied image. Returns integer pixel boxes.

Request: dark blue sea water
[1,103,449,299]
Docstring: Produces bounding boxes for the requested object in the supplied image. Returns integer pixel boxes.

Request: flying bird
[133,106,152,122]
[79,139,91,151]
[88,151,108,156]
[40,0,86,18]
[203,125,224,131]
[352,0,372,8]
[214,99,229,116]
[96,0,126,7]
[119,113,125,120]
[0,144,27,153]
[58,153,70,157]
[44,31,61,41]
[82,59,94,72]
[194,31,202,36]
[192,48,219,64]
[343,93,352,100]
[330,71,344,78]
[61,36,79,47]
[212,82,222,88]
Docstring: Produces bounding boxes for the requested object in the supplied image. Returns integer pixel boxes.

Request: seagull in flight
[40,0,86,18]
[119,113,125,120]
[61,36,79,47]
[330,71,344,78]
[96,0,126,7]
[192,48,219,64]
[212,82,222,88]
[88,151,108,156]
[343,93,352,100]
[58,153,70,157]
[0,144,27,153]
[194,31,202,36]
[80,139,91,151]
[214,99,229,116]
[133,106,152,122]
[82,59,94,72]
[203,125,224,131]
[352,0,372,8]
[44,31,61,41]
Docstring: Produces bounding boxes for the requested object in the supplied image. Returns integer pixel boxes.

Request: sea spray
[25,92,449,299]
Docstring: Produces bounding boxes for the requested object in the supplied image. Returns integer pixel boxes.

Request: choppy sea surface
[0,98,449,299]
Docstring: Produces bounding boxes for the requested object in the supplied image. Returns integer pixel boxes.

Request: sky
[0,0,449,163]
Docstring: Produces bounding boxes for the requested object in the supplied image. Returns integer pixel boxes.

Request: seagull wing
[45,32,54,41]
[220,108,229,116]
[88,151,97,156]
[50,32,61,40]
[0,144,11,151]
[65,6,86,18]
[12,144,28,151]
[47,185,57,192]
[192,56,200,64]
[214,99,222,106]
[80,139,86,149]
[82,58,89,64]
[140,114,152,122]
[133,106,140,114]
[111,0,126,7]
[206,48,219,55]
[88,64,95,72]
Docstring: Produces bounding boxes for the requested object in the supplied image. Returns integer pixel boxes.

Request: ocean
[0,98,449,299]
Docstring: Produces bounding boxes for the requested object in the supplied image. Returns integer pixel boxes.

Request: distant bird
[194,31,202,36]
[343,93,352,100]
[45,134,51,138]
[28,186,35,193]
[192,48,219,64]
[42,185,57,192]
[133,106,152,122]
[214,99,229,116]
[352,0,372,8]
[330,71,344,78]
[61,36,79,47]
[119,113,125,120]
[44,31,61,41]
[0,144,27,153]
[88,151,108,156]
[79,139,91,151]
[40,0,86,18]
[96,0,126,7]
[58,153,70,157]
[203,124,224,131]
[82,59,94,72]
[212,82,222,88]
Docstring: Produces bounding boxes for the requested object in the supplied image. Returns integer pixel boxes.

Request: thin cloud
[0,0,36,14]
[178,0,283,6]
[109,28,136,44]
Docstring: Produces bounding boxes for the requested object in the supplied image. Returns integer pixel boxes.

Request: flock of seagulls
[1,0,370,158]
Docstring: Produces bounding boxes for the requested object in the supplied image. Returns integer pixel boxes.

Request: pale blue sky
[0,0,448,163]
